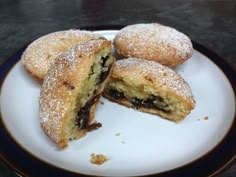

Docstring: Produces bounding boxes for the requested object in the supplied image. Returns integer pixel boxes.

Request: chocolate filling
[88,65,95,78]
[76,102,90,129]
[109,89,171,112]
[88,55,112,85]
[98,56,112,84]
[76,95,102,130]
[109,89,125,99]
[76,56,112,131]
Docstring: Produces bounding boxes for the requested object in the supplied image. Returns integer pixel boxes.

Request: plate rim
[0,25,236,177]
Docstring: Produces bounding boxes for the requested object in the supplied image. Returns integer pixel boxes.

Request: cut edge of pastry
[39,38,115,148]
[103,58,195,122]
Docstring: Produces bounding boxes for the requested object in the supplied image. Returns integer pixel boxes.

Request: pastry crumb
[121,141,125,144]
[204,116,209,120]
[90,153,108,165]
[100,101,104,105]
[115,133,120,136]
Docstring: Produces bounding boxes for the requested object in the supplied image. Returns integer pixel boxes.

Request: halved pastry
[39,38,115,148]
[103,58,195,122]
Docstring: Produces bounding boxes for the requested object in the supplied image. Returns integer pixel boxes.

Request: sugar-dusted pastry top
[114,23,193,66]
[21,29,102,82]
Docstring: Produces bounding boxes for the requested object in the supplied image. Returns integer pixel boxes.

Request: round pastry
[113,23,193,67]
[39,38,115,148]
[21,29,102,83]
[103,58,195,122]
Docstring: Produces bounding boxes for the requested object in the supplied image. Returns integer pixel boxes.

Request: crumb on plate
[115,133,120,136]
[90,153,108,165]
[204,116,209,120]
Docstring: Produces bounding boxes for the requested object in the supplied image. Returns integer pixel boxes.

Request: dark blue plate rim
[0,25,235,177]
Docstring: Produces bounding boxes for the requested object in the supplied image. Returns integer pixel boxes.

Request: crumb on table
[90,153,108,165]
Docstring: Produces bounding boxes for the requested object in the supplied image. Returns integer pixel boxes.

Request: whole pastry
[103,58,195,122]
[114,23,193,67]
[21,29,102,83]
[39,38,115,148]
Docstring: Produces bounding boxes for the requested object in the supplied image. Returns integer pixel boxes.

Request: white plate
[0,29,236,177]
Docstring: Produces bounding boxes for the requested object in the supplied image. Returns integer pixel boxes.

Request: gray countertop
[0,0,235,176]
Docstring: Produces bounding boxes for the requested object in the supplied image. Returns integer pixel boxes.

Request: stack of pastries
[21,23,195,148]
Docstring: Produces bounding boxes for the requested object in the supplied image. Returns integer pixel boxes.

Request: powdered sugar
[21,29,102,81]
[114,23,193,66]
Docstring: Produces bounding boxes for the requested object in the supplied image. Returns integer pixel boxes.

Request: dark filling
[88,65,95,79]
[132,98,154,108]
[109,89,170,112]
[76,102,90,129]
[76,56,112,130]
[109,89,125,99]
[76,95,102,130]
[98,56,112,84]
[86,122,102,131]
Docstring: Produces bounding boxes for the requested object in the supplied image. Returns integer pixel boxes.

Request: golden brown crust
[114,23,193,67]
[39,38,115,148]
[21,29,103,82]
[103,58,195,122]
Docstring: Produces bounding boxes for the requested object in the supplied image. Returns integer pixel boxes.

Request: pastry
[39,38,115,148]
[114,23,193,67]
[21,29,102,83]
[103,58,195,122]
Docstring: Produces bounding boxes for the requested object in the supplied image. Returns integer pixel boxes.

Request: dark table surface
[0,0,235,176]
